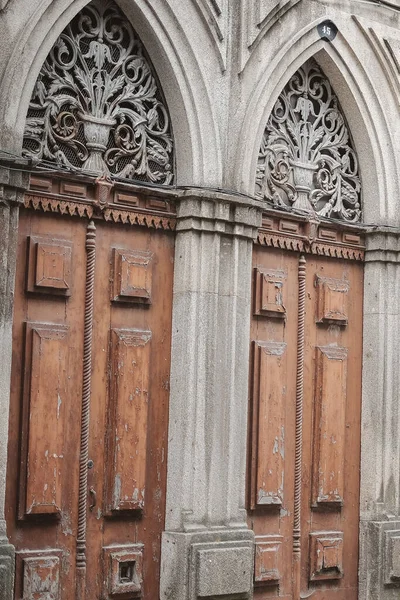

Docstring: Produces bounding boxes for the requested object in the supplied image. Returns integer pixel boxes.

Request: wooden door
[6,179,174,600]
[248,214,364,599]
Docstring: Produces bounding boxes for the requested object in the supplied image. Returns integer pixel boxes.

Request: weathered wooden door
[248,214,364,599]
[6,176,175,599]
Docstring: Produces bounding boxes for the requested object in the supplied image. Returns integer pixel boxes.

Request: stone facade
[0,1,398,599]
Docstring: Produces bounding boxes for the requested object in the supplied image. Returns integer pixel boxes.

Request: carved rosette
[22,0,173,184]
[255,60,361,222]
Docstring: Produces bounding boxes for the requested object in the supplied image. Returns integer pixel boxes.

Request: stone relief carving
[255,60,361,222]
[22,0,173,184]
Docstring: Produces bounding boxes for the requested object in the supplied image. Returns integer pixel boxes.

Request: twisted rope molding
[76,220,96,600]
[293,254,306,600]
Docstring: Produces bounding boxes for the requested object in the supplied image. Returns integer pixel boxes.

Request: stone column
[359,228,400,600]
[0,161,29,600]
[160,192,261,600]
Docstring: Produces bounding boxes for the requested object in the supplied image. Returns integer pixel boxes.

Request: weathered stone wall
[0,1,398,599]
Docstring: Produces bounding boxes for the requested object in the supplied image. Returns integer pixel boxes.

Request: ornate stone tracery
[22,0,174,184]
[255,60,361,222]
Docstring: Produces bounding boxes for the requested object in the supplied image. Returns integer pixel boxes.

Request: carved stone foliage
[22,0,173,184]
[255,60,361,222]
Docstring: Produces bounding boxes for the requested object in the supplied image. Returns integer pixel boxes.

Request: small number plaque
[317,20,338,42]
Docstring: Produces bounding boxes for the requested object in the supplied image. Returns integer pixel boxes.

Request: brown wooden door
[248,216,364,599]
[6,201,174,600]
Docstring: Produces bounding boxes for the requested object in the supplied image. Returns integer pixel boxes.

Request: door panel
[7,207,174,600]
[249,243,363,599]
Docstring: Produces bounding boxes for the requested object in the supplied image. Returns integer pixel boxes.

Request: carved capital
[0,163,29,207]
[364,227,400,263]
[176,191,262,240]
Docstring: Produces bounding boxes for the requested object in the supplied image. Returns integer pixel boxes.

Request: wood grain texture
[250,341,287,508]
[20,322,68,517]
[6,201,174,600]
[105,328,151,513]
[249,238,363,600]
[312,346,348,506]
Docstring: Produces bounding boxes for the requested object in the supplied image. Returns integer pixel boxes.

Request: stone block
[192,541,253,598]
[0,541,15,600]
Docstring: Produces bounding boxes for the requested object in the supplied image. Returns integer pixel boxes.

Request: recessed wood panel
[145,197,168,210]
[114,192,140,207]
[20,323,68,518]
[27,236,72,295]
[60,180,87,197]
[309,531,344,581]
[105,328,151,513]
[103,544,144,598]
[315,275,349,325]
[250,341,287,508]
[312,345,348,506]
[16,550,62,600]
[254,535,283,585]
[111,248,152,304]
[253,267,286,318]
[29,177,52,193]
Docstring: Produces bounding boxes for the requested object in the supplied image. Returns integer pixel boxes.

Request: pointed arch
[256,58,361,222]
[237,18,399,224]
[23,0,175,184]
[0,0,222,185]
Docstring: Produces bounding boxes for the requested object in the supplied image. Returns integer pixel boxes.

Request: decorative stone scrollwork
[22,0,173,184]
[255,60,361,222]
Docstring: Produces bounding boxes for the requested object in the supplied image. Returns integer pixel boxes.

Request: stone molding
[360,226,400,599]
[0,160,29,600]
[161,194,261,599]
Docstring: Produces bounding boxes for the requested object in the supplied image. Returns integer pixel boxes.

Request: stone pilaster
[0,161,29,600]
[359,228,400,600]
[160,192,262,600]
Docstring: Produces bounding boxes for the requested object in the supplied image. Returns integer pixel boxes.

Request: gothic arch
[237,19,399,224]
[0,0,221,185]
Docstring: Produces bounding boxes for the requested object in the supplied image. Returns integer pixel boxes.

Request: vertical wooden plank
[251,340,287,508]
[105,328,152,512]
[20,323,68,517]
[312,345,348,506]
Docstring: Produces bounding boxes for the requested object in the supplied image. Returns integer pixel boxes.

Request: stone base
[360,520,400,600]
[160,529,254,600]
[0,537,15,600]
